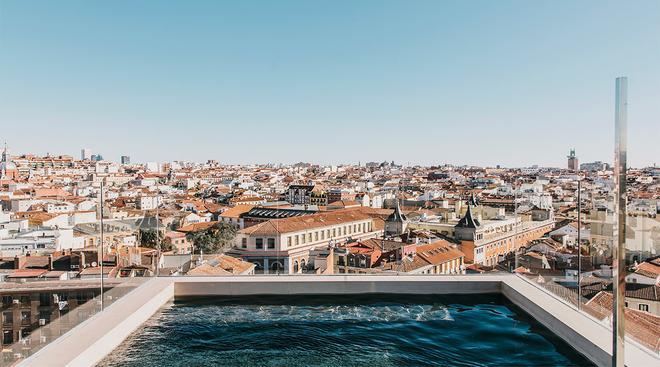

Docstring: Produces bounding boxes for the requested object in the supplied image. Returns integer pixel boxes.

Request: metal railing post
[99,180,105,311]
[612,76,628,367]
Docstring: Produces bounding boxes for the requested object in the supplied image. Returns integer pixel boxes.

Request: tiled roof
[220,204,255,218]
[7,269,48,278]
[176,221,219,233]
[187,254,254,276]
[634,261,660,279]
[382,254,430,272]
[604,283,660,302]
[328,200,359,208]
[239,209,374,236]
[165,231,186,239]
[416,240,465,265]
[586,291,660,352]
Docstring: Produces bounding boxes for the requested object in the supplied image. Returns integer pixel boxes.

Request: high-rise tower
[567,149,578,171]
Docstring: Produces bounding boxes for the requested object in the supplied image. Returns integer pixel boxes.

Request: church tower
[0,143,19,180]
[384,197,408,237]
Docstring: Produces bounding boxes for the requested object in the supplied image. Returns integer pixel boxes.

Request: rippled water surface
[98,294,593,367]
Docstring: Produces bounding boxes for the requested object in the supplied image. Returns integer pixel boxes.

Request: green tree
[139,229,172,252]
[185,222,237,254]
[185,231,208,254]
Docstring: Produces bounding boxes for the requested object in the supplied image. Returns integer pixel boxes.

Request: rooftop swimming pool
[98,294,593,367]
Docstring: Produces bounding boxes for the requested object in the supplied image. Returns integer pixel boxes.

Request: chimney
[48,254,54,270]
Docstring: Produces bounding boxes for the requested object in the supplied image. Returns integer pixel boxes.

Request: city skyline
[0,142,643,169]
[1,0,659,167]
[1,2,659,366]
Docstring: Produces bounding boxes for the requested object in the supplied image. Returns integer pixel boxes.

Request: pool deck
[18,274,659,367]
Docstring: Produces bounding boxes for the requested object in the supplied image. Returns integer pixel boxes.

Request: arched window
[293,261,299,273]
[300,259,306,272]
[271,261,283,271]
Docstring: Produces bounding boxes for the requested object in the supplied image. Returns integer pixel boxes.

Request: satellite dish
[91,261,98,267]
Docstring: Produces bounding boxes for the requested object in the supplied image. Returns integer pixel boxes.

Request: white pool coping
[18,275,659,367]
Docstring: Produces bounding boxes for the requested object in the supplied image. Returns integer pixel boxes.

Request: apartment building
[233,209,383,274]
[286,182,314,205]
[455,206,554,266]
[332,238,465,275]
[137,196,161,211]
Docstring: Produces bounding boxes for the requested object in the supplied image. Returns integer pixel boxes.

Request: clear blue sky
[1,0,658,167]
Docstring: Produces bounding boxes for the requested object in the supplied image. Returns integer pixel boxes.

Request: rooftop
[14,275,660,367]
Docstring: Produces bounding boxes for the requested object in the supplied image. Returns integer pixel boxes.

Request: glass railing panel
[504,79,659,358]
[1,277,147,365]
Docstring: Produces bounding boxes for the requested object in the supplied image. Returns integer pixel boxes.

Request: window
[301,234,306,244]
[267,238,275,249]
[2,311,12,324]
[287,236,292,246]
[20,311,30,324]
[314,232,318,241]
[20,296,30,306]
[293,261,299,273]
[39,310,51,324]
[1,296,12,308]
[307,233,312,242]
[639,304,649,312]
[39,293,51,306]
[255,238,263,249]
[2,330,12,345]
[295,235,299,245]
[241,238,247,248]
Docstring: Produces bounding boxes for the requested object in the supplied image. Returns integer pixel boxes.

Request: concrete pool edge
[17,275,659,367]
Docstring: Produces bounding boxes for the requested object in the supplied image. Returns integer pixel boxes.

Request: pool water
[98,294,593,367]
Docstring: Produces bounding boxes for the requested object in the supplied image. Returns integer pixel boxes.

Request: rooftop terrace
[15,274,660,367]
